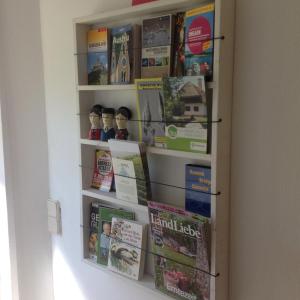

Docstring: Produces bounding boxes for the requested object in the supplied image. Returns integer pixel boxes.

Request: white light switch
[47,199,61,234]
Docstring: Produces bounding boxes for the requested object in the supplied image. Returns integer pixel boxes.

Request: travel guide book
[185,165,211,218]
[135,78,166,147]
[97,207,135,266]
[91,150,114,192]
[108,218,148,280]
[108,140,151,205]
[110,24,141,84]
[141,15,174,78]
[184,4,215,80]
[87,27,109,85]
[162,76,208,153]
[88,201,102,262]
[148,201,210,300]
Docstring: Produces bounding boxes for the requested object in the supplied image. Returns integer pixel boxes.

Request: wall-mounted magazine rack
[74,0,234,299]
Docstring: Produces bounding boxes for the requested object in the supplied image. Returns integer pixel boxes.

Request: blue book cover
[185,164,211,217]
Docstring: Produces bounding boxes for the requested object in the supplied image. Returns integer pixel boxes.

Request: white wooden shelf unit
[74,1,234,300]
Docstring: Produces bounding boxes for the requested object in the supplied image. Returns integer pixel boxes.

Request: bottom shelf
[82,258,169,299]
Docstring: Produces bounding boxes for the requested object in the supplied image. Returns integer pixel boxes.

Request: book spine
[169,14,175,77]
[107,28,111,84]
[139,143,152,202]
[133,24,141,82]
[138,224,148,280]
[89,202,100,261]
[173,12,185,76]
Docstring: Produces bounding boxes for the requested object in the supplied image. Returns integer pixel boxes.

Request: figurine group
[88,104,132,141]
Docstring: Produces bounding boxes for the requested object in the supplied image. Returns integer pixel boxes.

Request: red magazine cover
[132,0,157,6]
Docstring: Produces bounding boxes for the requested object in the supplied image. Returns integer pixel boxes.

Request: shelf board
[82,188,148,212]
[78,82,215,91]
[80,138,211,163]
[74,0,204,25]
[147,146,211,162]
[80,139,108,147]
[82,259,170,299]
[78,84,136,91]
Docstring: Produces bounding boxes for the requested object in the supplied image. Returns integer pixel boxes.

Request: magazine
[108,218,148,280]
[136,78,166,147]
[148,201,210,300]
[108,140,151,205]
[162,76,208,153]
[97,207,135,266]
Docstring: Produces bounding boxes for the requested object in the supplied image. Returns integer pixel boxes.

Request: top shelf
[74,0,205,25]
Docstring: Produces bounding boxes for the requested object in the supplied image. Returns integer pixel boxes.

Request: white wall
[0,0,54,299]
[230,0,300,299]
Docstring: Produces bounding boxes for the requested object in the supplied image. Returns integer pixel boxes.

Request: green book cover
[162,76,208,153]
[135,78,166,147]
[97,207,135,266]
[108,140,151,205]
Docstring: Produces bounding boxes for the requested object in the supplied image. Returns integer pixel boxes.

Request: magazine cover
[141,15,174,78]
[162,76,208,153]
[87,27,109,84]
[184,4,215,80]
[108,218,148,280]
[135,78,166,147]
[148,201,210,300]
[91,150,114,192]
[185,165,211,218]
[110,24,141,84]
[88,202,101,262]
[110,158,138,203]
[108,140,151,205]
[97,207,135,266]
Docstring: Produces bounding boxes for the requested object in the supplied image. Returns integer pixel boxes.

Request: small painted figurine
[101,108,115,141]
[88,104,103,140]
[115,106,132,140]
